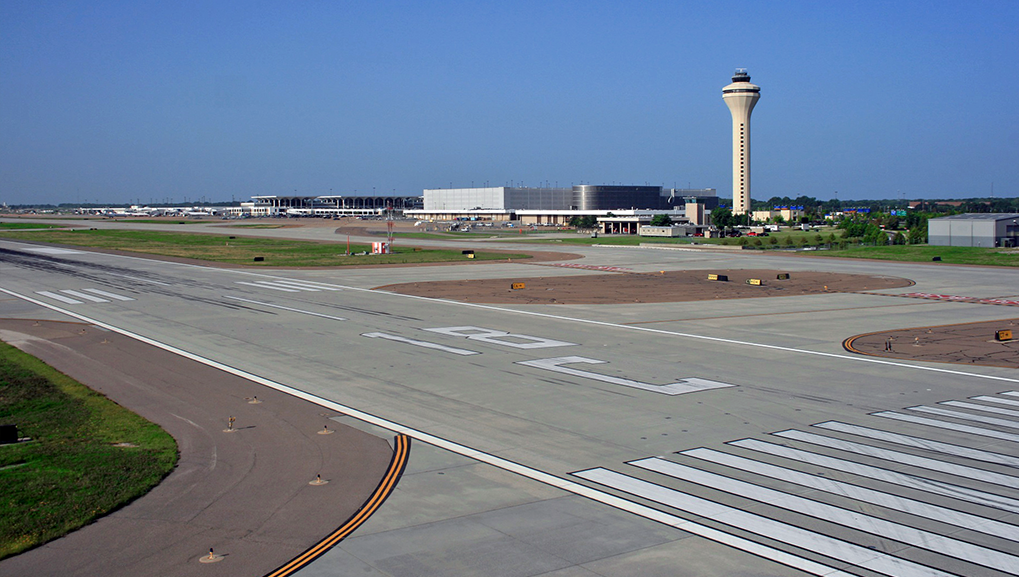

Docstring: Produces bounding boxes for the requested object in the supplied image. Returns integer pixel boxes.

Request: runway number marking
[361,332,480,356]
[517,356,734,395]
[423,326,578,349]
[376,326,731,396]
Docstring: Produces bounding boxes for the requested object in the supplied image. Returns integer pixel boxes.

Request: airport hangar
[928,213,1019,248]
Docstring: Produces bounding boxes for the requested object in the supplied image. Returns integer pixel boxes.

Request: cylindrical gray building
[572,185,665,210]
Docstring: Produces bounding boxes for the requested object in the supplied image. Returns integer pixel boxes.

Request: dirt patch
[845,319,1019,369]
[375,269,914,305]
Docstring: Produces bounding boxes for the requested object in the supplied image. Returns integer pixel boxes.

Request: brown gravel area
[0,318,395,577]
[375,269,914,305]
[845,319,1019,369]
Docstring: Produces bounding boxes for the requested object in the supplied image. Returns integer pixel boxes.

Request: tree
[569,215,597,229]
[710,207,733,228]
[650,214,673,226]
[907,226,927,244]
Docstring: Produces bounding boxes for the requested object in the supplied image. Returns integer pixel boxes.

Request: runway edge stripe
[263,434,411,577]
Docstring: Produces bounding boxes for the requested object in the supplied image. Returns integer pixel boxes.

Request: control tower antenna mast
[722,68,761,218]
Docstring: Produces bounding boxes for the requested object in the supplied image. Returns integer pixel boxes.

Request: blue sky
[2,1,1017,205]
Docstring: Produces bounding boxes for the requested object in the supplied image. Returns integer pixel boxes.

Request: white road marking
[676,449,1019,541]
[0,286,855,577]
[82,288,135,301]
[35,291,82,304]
[19,247,83,254]
[235,281,301,292]
[105,272,171,286]
[362,332,480,356]
[972,394,1019,408]
[61,289,109,303]
[774,429,1019,489]
[270,280,342,291]
[424,326,577,349]
[907,405,1019,430]
[222,296,347,321]
[942,399,1019,418]
[517,356,733,395]
[814,421,1019,468]
[575,467,952,577]
[629,457,1019,574]
[732,438,1019,515]
[877,411,1019,443]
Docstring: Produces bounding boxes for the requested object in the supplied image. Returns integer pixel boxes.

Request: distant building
[251,194,421,216]
[407,185,705,224]
[752,206,805,223]
[928,213,1019,247]
[423,187,572,212]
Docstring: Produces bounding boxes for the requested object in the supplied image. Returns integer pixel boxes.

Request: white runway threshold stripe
[631,458,1019,574]
[235,281,301,292]
[773,429,1019,490]
[733,438,1019,516]
[0,286,853,577]
[677,449,1019,542]
[60,289,108,303]
[82,288,134,301]
[35,290,82,304]
[942,399,1019,419]
[907,405,1019,430]
[876,412,1019,443]
[574,467,954,577]
[813,421,1019,468]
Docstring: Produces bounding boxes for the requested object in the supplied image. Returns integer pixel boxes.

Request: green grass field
[0,229,529,266]
[507,228,1018,267]
[817,244,1019,267]
[0,342,178,559]
[0,223,63,230]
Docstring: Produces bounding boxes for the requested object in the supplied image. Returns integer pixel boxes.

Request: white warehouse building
[423,187,573,212]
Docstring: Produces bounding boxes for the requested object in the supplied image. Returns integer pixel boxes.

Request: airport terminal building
[406,185,717,224]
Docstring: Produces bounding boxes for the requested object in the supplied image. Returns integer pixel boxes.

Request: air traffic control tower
[722,68,760,215]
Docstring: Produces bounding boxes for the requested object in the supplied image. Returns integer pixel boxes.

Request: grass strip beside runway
[0,229,529,266]
[0,342,178,559]
[0,223,63,230]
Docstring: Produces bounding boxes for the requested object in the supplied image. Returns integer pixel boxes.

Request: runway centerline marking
[0,286,856,577]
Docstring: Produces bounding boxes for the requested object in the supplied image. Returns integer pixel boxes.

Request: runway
[1,229,1018,577]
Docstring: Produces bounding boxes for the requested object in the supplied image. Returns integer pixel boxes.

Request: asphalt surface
[0,318,394,577]
[2,219,1019,577]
